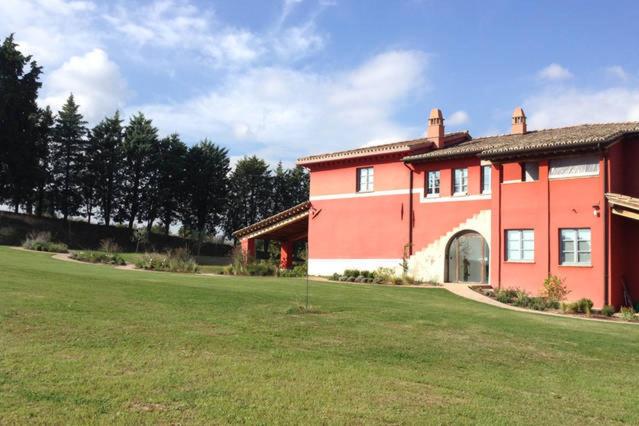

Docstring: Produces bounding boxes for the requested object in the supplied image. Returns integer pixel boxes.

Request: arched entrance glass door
[446,231,489,283]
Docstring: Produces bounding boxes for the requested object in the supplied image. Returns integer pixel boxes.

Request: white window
[481,165,491,193]
[549,155,600,179]
[524,162,539,181]
[453,168,468,194]
[357,167,374,192]
[427,170,440,196]
[506,230,535,262]
[560,228,591,265]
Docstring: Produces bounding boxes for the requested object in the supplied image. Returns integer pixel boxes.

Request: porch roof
[232,201,310,241]
[606,193,639,221]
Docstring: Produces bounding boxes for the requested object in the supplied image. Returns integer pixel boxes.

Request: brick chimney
[512,107,527,135]
[427,108,445,148]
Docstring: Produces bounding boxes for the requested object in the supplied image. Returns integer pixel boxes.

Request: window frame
[356,167,374,193]
[453,168,468,195]
[523,162,539,182]
[559,228,592,266]
[481,165,491,194]
[505,229,535,262]
[426,170,440,197]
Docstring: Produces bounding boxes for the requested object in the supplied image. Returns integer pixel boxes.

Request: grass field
[1,246,639,424]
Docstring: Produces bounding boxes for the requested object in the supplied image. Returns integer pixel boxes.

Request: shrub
[343,269,360,278]
[22,231,68,253]
[374,267,396,284]
[71,251,126,265]
[135,249,199,273]
[542,275,570,302]
[601,305,615,317]
[99,238,121,254]
[402,275,417,285]
[495,289,516,304]
[620,306,636,321]
[279,263,308,278]
[246,261,277,276]
[330,273,340,281]
[392,276,403,285]
[512,290,532,308]
[575,298,594,315]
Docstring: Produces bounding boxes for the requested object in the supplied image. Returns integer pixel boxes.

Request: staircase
[406,210,491,283]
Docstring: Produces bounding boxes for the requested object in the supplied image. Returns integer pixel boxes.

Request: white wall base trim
[308,258,402,276]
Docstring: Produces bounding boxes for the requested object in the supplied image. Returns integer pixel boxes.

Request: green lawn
[1,246,638,424]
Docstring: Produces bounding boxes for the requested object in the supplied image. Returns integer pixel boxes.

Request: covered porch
[232,202,310,269]
[606,193,639,307]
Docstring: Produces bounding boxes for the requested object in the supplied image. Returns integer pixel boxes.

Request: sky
[2,0,639,165]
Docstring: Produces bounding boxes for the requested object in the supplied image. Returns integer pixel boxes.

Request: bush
[620,306,636,321]
[135,249,199,273]
[71,251,126,265]
[343,269,360,278]
[601,305,615,317]
[562,298,594,315]
[22,231,68,253]
[330,272,340,281]
[495,288,517,304]
[246,261,277,276]
[279,263,308,277]
[542,275,570,302]
[99,238,121,254]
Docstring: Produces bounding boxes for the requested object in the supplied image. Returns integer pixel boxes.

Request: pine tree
[50,94,87,221]
[155,134,188,234]
[182,140,229,252]
[118,113,158,230]
[0,34,43,212]
[33,106,54,216]
[224,156,272,239]
[90,111,124,226]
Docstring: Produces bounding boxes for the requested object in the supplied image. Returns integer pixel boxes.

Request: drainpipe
[602,146,609,305]
[403,162,414,256]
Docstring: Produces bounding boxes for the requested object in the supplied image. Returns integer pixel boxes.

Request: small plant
[392,276,403,285]
[542,275,570,302]
[135,249,199,273]
[71,251,126,265]
[330,272,340,281]
[22,231,68,253]
[495,289,517,304]
[620,306,636,321]
[575,298,594,315]
[99,238,121,254]
[343,269,360,278]
[286,303,323,315]
[601,305,615,317]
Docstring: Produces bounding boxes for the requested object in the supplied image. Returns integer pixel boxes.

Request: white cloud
[0,0,99,66]
[129,50,427,162]
[537,63,573,81]
[605,65,629,81]
[447,110,469,126]
[525,87,639,129]
[41,49,128,123]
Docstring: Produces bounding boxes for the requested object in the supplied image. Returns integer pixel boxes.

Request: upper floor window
[560,228,591,265]
[357,167,374,192]
[481,165,491,193]
[506,229,535,262]
[524,162,539,181]
[549,155,600,179]
[453,168,468,194]
[427,170,440,196]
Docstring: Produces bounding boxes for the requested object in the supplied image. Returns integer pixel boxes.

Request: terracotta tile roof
[606,193,639,211]
[403,122,639,163]
[232,201,311,239]
[296,132,469,165]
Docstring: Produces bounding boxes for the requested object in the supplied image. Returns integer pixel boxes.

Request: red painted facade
[295,112,639,308]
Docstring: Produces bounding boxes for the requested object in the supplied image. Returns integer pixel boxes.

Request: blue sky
[2,0,639,164]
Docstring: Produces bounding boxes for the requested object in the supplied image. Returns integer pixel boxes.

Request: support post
[240,238,256,262]
[280,240,294,270]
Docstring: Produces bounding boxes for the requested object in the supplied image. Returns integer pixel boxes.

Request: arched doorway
[446,231,489,283]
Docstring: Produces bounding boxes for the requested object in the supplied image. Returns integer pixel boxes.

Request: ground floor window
[506,229,534,261]
[560,228,591,265]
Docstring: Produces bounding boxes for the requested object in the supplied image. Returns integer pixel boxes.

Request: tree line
[0,34,308,241]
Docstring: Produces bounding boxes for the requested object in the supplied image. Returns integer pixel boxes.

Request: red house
[234,108,639,308]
